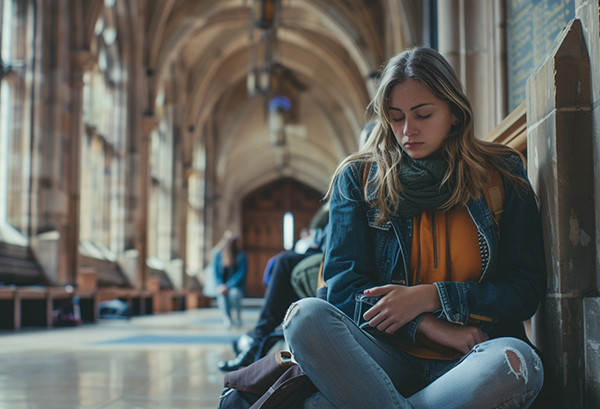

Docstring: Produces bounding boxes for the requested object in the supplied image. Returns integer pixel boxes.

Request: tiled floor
[0,304,263,409]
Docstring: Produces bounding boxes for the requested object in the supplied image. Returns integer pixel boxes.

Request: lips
[403,142,424,149]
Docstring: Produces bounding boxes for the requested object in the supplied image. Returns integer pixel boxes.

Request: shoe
[218,343,259,372]
[232,334,255,355]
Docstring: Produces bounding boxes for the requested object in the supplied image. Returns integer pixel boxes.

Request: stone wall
[576,1,600,407]
[527,12,599,408]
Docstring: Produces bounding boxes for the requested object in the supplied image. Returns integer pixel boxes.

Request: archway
[241,178,323,297]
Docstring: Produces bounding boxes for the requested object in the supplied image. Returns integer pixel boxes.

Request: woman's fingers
[363,285,394,297]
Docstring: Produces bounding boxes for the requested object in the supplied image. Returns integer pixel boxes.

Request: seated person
[283,47,545,408]
[213,232,247,328]
[218,208,328,372]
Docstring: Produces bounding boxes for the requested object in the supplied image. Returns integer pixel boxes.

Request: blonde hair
[326,47,526,223]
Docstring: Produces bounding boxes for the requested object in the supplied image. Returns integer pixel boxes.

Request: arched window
[186,145,206,275]
[148,93,174,265]
[283,211,294,250]
[0,80,11,225]
[0,0,34,245]
[80,5,126,259]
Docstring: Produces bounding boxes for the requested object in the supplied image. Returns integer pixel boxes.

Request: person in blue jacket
[214,232,247,328]
[283,46,546,408]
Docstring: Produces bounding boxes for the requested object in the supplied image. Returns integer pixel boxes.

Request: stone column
[64,50,95,285]
[526,19,595,409]
[29,0,77,285]
[438,1,507,138]
[136,114,159,289]
[167,120,185,290]
[575,1,600,406]
[463,0,507,137]
[437,0,462,79]
[202,120,217,264]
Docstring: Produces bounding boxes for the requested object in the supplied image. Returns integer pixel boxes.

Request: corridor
[0,305,262,409]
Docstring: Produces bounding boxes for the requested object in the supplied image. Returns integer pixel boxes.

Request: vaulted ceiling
[83,0,422,209]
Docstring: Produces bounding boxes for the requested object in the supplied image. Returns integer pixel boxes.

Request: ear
[451,116,460,126]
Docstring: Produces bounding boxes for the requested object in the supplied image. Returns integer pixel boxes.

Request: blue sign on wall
[507,0,575,111]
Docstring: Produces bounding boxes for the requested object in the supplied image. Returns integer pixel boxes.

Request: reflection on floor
[0,303,262,409]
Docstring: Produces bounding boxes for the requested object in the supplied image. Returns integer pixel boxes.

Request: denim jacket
[215,251,248,291]
[323,154,546,342]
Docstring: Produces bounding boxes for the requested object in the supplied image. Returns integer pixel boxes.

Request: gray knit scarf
[396,155,453,219]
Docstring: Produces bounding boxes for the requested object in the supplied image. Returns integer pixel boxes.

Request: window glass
[79,9,124,257]
[283,211,294,250]
[148,111,174,263]
[0,0,32,240]
[0,82,11,223]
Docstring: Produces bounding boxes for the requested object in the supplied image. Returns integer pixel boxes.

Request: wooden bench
[0,285,97,329]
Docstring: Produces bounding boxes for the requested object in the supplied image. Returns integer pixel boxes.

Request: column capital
[141,114,160,135]
[71,50,97,73]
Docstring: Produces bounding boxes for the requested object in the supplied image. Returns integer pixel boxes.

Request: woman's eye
[417,113,432,119]
[392,117,405,122]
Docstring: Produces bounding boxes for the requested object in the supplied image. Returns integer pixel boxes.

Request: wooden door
[242,178,322,298]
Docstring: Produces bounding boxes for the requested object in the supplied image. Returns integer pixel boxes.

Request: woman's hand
[418,313,489,354]
[362,284,441,334]
[216,284,229,295]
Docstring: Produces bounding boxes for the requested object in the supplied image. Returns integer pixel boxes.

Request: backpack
[217,351,316,409]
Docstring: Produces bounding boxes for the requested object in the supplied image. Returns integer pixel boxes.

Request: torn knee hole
[506,350,520,372]
[504,347,528,384]
[282,303,299,329]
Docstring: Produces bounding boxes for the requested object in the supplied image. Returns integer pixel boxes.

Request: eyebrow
[389,103,434,112]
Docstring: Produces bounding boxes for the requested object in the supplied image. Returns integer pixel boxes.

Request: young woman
[214,232,247,328]
[282,47,546,408]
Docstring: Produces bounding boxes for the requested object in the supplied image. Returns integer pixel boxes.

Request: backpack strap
[362,162,371,187]
[482,167,505,226]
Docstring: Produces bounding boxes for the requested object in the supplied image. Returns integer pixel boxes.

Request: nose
[403,117,418,137]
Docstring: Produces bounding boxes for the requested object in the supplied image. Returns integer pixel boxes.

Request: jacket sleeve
[433,155,546,333]
[324,164,376,317]
[325,163,424,341]
[225,252,248,289]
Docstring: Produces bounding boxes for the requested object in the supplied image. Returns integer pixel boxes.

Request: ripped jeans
[283,298,543,409]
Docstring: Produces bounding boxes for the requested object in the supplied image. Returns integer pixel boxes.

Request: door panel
[242,178,322,297]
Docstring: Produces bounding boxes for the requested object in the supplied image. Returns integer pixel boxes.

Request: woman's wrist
[421,284,442,312]
[416,313,437,336]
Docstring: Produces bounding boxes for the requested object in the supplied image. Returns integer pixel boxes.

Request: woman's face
[387,79,457,159]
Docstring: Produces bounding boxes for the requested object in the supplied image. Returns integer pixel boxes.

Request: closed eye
[416,113,432,119]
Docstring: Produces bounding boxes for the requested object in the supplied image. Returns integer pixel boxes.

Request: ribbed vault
[139,0,415,233]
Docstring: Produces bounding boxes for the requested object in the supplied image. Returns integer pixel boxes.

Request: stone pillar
[202,120,217,264]
[526,19,595,409]
[463,0,507,137]
[29,0,77,285]
[136,114,159,289]
[64,50,95,285]
[437,0,507,138]
[167,120,185,290]
[575,1,600,406]
[437,0,462,79]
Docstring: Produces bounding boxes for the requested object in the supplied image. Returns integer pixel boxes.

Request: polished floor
[0,303,264,409]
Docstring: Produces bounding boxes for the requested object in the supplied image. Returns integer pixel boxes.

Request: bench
[0,285,97,329]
